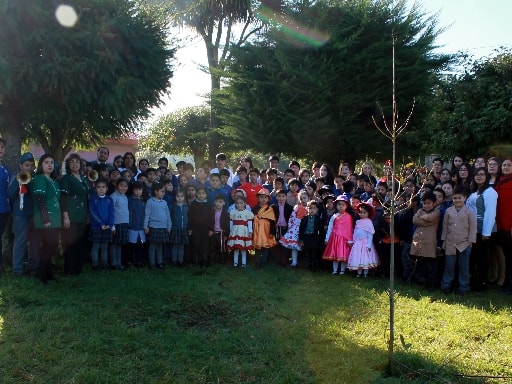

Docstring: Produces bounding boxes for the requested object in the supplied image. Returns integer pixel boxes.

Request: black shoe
[157,263,164,269]
[455,289,468,295]
[501,286,512,295]
[442,288,452,294]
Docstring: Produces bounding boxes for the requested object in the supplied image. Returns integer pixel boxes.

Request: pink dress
[347,218,379,270]
[322,213,353,262]
[279,204,307,251]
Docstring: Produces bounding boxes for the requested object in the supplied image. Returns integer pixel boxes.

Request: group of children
[5,149,509,298]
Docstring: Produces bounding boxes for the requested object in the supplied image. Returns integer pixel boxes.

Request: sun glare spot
[55,4,78,28]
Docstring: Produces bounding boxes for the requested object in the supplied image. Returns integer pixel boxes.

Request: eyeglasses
[459,168,468,172]
[474,173,486,177]
[68,160,81,164]
[488,163,497,167]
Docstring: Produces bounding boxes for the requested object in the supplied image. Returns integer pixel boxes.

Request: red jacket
[495,176,512,231]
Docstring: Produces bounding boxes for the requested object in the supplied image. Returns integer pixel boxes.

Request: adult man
[89,146,114,171]
[432,157,444,181]
[210,153,234,187]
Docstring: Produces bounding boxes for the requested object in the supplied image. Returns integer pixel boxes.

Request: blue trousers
[442,246,471,292]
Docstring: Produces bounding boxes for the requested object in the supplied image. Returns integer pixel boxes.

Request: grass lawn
[0,258,511,383]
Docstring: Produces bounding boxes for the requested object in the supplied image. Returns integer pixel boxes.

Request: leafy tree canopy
[217,0,451,166]
[0,0,175,166]
[139,106,212,165]
[416,50,512,160]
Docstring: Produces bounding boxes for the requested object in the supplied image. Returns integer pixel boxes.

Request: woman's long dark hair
[36,154,58,179]
[470,167,490,195]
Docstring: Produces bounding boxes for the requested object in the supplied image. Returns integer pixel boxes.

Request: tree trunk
[1,100,25,172]
[206,43,221,161]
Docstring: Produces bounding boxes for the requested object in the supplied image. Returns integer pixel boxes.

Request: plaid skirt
[170,227,189,245]
[112,223,129,245]
[89,228,112,243]
[148,227,170,244]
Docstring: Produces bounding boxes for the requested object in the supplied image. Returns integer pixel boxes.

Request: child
[410,191,440,290]
[207,173,228,208]
[347,203,379,277]
[89,179,115,270]
[252,188,277,267]
[323,195,354,275]
[263,168,277,193]
[271,189,293,265]
[107,168,121,195]
[395,195,420,283]
[219,169,233,201]
[210,194,230,263]
[299,201,325,271]
[110,178,130,270]
[170,189,189,267]
[240,167,262,208]
[441,186,477,294]
[226,197,254,267]
[279,189,308,267]
[188,187,213,267]
[270,176,285,205]
[232,166,248,190]
[286,179,300,206]
[185,184,197,204]
[144,182,172,269]
[128,182,147,268]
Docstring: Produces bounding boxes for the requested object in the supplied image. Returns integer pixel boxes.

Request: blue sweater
[170,203,188,230]
[7,173,33,216]
[110,191,129,224]
[128,196,145,231]
[144,197,172,229]
[89,194,115,230]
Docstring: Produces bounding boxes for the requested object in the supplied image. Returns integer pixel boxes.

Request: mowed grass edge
[0,260,511,383]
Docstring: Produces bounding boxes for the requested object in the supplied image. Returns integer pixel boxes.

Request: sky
[151,0,512,118]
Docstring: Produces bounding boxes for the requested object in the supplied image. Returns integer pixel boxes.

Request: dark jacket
[271,202,293,226]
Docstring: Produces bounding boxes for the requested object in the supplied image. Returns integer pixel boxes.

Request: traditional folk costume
[347,218,379,275]
[323,195,353,275]
[252,206,277,249]
[252,189,277,266]
[227,208,254,267]
[227,209,254,251]
[279,203,307,266]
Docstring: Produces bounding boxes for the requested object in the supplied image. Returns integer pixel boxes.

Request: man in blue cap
[7,152,38,276]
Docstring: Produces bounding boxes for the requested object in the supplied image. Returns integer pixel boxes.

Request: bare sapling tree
[371,31,415,375]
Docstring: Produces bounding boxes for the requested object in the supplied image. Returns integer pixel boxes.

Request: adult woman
[473,156,486,171]
[455,162,473,194]
[487,157,505,287]
[0,138,10,274]
[466,167,497,291]
[320,163,335,189]
[360,161,378,187]
[123,152,137,176]
[338,162,352,179]
[61,154,90,275]
[451,154,464,170]
[494,158,512,294]
[32,154,62,283]
[487,157,502,185]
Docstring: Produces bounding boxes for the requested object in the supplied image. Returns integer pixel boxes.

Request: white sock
[333,261,339,272]
[291,249,298,265]
[233,249,240,265]
[241,250,247,265]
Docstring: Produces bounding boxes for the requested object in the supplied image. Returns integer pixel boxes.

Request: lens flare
[55,4,78,28]
[256,6,330,48]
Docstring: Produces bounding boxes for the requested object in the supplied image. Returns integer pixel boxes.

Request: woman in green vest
[33,154,61,283]
[61,153,90,275]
